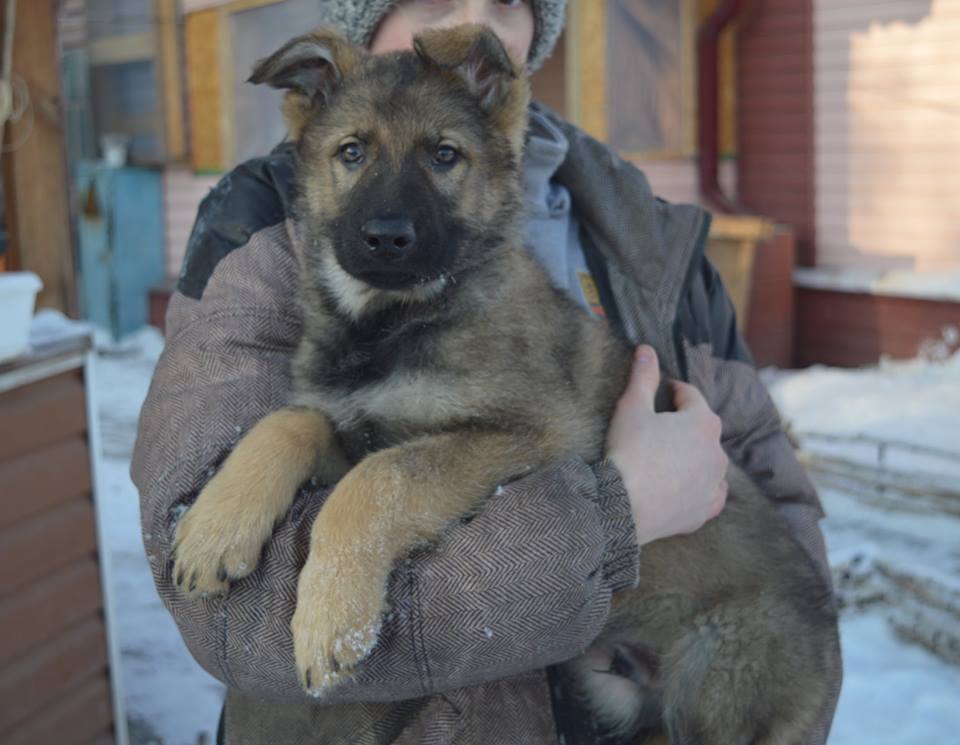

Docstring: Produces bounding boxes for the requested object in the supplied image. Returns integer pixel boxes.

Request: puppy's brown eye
[339,142,365,166]
[433,145,459,168]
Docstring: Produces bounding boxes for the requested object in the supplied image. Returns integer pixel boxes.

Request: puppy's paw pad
[295,619,382,697]
[291,557,385,695]
[172,499,265,599]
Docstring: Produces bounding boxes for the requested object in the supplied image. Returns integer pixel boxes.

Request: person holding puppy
[132,1,840,743]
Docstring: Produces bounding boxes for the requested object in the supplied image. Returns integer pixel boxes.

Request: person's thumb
[622,345,660,412]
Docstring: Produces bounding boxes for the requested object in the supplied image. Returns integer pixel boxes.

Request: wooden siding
[2,2,78,312]
[531,31,567,118]
[5,674,114,745]
[0,364,117,744]
[185,9,225,172]
[737,0,816,266]
[797,288,960,367]
[58,0,88,49]
[744,227,797,368]
[814,0,960,272]
[164,167,221,276]
[630,158,737,205]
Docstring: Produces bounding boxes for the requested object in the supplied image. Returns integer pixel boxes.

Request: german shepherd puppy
[172,26,839,744]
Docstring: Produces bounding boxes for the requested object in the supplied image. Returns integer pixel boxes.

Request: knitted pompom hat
[320,1,567,72]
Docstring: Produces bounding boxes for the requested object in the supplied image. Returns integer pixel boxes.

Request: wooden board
[737,0,815,265]
[0,370,87,463]
[2,672,113,745]
[0,617,107,732]
[0,499,97,596]
[568,0,607,141]
[0,438,92,530]
[0,1,77,312]
[185,9,224,171]
[744,227,797,369]
[530,31,567,117]
[157,0,186,161]
[0,559,103,666]
[797,289,960,368]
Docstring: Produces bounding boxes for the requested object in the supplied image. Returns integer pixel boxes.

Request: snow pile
[93,328,224,745]
[768,348,960,457]
[92,327,960,744]
[766,350,960,743]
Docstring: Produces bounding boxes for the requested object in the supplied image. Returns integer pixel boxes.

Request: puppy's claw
[291,556,385,695]
[172,482,269,598]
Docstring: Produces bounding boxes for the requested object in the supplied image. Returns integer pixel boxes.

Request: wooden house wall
[813,0,960,272]
[797,288,960,367]
[164,167,220,277]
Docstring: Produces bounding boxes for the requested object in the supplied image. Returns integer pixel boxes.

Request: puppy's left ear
[414,25,529,152]
[414,25,520,110]
[249,28,363,139]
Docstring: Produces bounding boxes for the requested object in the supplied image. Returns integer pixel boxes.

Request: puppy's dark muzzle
[333,203,457,291]
[363,218,416,262]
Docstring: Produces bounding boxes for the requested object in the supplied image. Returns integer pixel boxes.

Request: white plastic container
[0,271,43,363]
[101,133,129,167]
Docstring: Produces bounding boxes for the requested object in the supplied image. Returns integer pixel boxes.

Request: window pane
[230,0,325,165]
[90,60,162,162]
[606,0,685,154]
[87,0,154,39]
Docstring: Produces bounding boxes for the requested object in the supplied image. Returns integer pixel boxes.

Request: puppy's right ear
[249,29,363,139]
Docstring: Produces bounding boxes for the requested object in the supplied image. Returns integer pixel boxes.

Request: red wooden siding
[797,289,960,367]
[531,31,567,117]
[737,0,816,266]
[744,227,797,368]
[0,364,117,744]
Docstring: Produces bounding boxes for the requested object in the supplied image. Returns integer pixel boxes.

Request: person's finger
[669,379,711,414]
[621,345,661,411]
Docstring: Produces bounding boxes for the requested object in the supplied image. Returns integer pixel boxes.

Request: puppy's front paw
[291,552,386,696]
[172,479,273,599]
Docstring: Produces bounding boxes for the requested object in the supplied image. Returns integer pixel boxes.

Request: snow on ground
[765,349,960,743]
[794,266,960,303]
[92,329,224,745]
[92,328,960,744]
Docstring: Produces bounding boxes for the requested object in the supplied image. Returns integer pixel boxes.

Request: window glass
[606,0,686,154]
[230,0,325,165]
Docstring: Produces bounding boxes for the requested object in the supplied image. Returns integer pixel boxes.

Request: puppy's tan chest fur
[292,371,470,439]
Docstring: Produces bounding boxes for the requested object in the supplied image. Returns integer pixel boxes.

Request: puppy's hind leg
[173,407,349,598]
[659,603,821,745]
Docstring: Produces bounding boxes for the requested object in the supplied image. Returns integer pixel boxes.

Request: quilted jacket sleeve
[131,219,640,704]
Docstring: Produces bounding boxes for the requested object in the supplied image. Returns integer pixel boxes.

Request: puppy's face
[251,26,530,314]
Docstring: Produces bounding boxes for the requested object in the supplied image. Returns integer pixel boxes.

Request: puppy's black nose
[362,218,416,260]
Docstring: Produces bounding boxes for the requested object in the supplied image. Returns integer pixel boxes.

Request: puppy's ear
[414,25,529,152]
[249,28,363,139]
[414,25,522,110]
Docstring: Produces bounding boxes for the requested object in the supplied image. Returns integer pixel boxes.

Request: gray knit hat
[320,1,567,72]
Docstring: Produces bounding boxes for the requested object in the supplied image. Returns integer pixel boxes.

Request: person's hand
[606,345,729,547]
